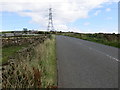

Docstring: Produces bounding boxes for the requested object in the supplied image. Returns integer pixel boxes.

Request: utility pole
[47,8,54,32]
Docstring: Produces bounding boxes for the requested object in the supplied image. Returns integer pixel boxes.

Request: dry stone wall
[2,35,47,47]
[1,35,49,88]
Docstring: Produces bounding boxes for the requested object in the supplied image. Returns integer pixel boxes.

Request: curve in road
[56,35,118,88]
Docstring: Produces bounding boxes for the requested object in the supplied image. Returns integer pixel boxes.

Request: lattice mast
[47,8,54,31]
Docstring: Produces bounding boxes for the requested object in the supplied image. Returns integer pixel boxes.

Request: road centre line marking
[77,40,119,62]
[67,37,119,62]
[88,46,120,62]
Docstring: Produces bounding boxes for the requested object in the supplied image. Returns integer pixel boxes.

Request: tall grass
[2,35,57,88]
[32,35,57,88]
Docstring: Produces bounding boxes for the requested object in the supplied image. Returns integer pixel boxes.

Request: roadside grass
[2,35,57,88]
[33,35,57,88]
[63,33,120,48]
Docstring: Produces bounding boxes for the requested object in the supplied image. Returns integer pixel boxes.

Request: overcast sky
[0,0,119,33]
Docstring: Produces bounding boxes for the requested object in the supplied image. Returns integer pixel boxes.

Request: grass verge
[33,35,57,88]
[2,35,57,88]
[62,33,120,48]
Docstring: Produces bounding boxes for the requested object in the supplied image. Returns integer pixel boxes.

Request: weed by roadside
[61,33,120,48]
[2,35,57,88]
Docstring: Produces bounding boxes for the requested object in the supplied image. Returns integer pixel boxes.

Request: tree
[23,28,28,34]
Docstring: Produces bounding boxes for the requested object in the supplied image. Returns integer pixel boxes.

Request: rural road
[56,35,119,88]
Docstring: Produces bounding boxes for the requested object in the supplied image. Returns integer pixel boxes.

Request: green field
[2,44,29,64]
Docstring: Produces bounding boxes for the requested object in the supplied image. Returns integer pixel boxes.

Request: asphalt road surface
[56,35,119,88]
